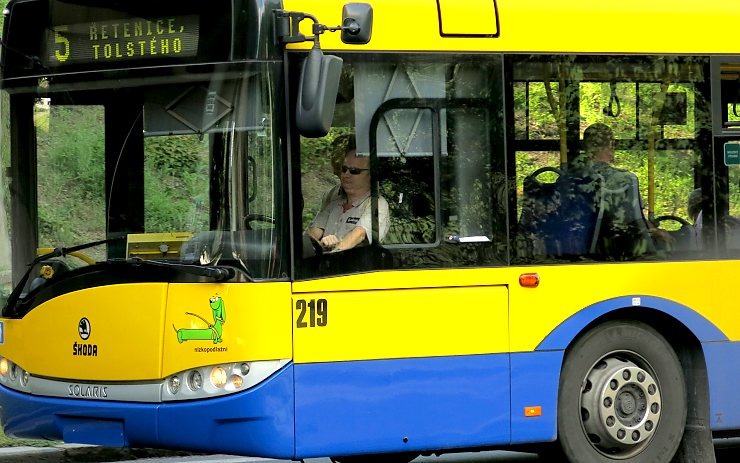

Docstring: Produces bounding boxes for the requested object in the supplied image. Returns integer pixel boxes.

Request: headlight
[168,376,181,395]
[187,370,202,391]
[210,367,227,388]
[162,359,289,402]
[0,358,32,393]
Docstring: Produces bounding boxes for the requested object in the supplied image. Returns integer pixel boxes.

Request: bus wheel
[557,320,686,462]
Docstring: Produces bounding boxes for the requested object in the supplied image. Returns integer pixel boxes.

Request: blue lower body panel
[510,351,562,444]
[0,364,295,458]
[704,341,740,432]
[294,354,511,458]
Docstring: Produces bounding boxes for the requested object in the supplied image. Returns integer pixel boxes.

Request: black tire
[557,320,686,462]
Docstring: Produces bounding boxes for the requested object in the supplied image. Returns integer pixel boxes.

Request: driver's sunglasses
[341,165,369,175]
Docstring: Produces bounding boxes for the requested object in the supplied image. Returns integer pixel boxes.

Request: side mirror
[296,47,343,138]
[341,3,373,44]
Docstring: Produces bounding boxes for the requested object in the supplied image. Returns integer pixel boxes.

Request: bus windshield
[0,61,286,307]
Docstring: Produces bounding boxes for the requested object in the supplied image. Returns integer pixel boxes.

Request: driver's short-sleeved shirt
[310,187,390,244]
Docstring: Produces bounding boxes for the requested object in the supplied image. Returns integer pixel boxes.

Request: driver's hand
[320,234,340,250]
[649,228,674,243]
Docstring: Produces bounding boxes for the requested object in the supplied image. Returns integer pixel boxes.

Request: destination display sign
[44,15,200,67]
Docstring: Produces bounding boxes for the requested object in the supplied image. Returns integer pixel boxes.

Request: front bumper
[0,363,295,458]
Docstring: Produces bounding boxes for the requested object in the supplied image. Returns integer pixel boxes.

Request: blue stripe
[294,354,510,458]
[536,295,727,351]
[0,364,295,459]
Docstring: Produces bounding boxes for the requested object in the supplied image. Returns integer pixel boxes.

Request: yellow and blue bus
[2,0,740,462]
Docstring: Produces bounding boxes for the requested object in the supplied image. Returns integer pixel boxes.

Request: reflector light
[519,273,540,288]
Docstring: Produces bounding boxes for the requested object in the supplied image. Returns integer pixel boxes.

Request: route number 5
[54,26,70,63]
[296,299,328,328]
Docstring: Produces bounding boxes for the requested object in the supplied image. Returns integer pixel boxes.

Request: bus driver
[306,135,390,252]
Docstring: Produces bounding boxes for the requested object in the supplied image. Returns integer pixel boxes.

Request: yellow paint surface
[0,282,293,381]
[283,0,740,54]
[162,283,293,377]
[438,0,498,36]
[292,285,508,363]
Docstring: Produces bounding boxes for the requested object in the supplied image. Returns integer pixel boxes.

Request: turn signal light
[519,273,540,288]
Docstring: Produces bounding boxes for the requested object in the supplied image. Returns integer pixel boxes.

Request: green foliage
[146,136,202,174]
[144,135,209,232]
[36,105,106,258]
[515,72,703,226]
[35,104,209,256]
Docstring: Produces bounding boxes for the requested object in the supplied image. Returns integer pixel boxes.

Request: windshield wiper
[3,238,119,317]
[125,258,241,282]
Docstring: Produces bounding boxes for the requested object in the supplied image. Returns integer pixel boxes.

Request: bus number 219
[295,299,328,328]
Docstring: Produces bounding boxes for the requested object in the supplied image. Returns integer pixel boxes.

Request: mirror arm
[275,10,362,45]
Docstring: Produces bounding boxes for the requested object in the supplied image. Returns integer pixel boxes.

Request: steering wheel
[654,215,692,229]
[306,234,324,257]
[244,213,275,230]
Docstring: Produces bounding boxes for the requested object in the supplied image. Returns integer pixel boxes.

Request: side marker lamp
[519,273,540,288]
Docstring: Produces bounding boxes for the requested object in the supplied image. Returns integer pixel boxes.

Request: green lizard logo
[173,296,226,344]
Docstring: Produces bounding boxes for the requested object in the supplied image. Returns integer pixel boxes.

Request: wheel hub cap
[581,357,662,455]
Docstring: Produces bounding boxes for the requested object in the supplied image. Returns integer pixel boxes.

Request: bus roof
[283,0,740,55]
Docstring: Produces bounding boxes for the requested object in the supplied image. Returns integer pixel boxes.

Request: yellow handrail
[36,247,96,265]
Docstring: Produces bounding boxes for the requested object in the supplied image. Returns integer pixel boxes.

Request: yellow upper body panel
[294,260,735,355]
[0,282,292,381]
[0,260,734,376]
[283,0,740,54]
[0,284,169,381]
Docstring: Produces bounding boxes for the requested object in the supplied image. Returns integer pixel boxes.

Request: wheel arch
[536,295,727,352]
[543,296,718,462]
